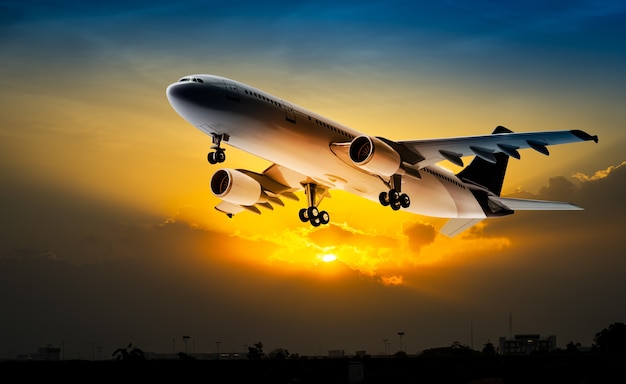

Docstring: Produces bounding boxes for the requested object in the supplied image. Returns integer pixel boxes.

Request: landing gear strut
[379,174,411,211]
[298,183,330,227]
[207,133,227,164]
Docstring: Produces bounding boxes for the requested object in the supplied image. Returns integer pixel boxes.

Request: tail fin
[456,126,511,196]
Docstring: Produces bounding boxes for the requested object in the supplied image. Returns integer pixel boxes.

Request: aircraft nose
[166,79,214,124]
[166,81,204,107]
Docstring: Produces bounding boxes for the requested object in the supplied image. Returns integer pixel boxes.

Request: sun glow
[320,253,337,263]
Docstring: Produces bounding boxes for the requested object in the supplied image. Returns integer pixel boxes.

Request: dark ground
[2,355,625,383]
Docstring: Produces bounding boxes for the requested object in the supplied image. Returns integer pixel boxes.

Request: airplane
[166,74,598,237]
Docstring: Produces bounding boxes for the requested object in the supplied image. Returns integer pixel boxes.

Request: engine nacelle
[349,135,401,177]
[210,169,262,206]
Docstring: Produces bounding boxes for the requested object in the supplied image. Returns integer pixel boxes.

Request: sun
[320,253,337,263]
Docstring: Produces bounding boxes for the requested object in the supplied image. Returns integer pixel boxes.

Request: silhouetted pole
[183,336,190,354]
[471,320,474,350]
[397,332,405,352]
[216,341,221,360]
[383,339,388,356]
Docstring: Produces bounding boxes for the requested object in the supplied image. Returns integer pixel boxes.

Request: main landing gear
[378,174,411,211]
[207,133,227,164]
[298,183,330,227]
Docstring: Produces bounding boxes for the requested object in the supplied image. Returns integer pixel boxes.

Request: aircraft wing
[214,164,303,217]
[397,127,598,167]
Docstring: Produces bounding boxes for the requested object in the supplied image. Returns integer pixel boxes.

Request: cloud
[1,249,59,262]
[1,160,624,358]
[572,160,626,182]
[484,160,625,244]
[307,222,398,249]
[402,221,437,253]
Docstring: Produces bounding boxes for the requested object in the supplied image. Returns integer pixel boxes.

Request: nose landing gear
[207,133,228,164]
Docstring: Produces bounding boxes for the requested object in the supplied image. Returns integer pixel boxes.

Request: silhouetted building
[499,334,556,355]
[17,345,61,361]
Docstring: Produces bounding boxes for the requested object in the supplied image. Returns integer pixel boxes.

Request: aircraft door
[282,101,296,123]
[223,80,239,101]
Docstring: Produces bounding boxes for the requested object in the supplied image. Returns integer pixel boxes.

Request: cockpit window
[178,77,204,83]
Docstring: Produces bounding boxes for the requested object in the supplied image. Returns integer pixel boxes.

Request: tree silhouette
[268,348,290,359]
[421,341,477,357]
[566,341,581,353]
[592,322,626,355]
[247,342,265,360]
[482,340,496,355]
[177,351,196,360]
[393,350,408,358]
[112,343,145,361]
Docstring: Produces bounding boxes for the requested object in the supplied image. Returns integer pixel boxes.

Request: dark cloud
[0,215,447,358]
[403,222,437,253]
[1,162,623,359]
[489,161,625,238]
[1,249,59,262]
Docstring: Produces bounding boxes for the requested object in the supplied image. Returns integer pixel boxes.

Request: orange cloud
[160,203,513,290]
[572,161,626,182]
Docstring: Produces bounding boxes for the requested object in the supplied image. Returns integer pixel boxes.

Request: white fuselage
[166,74,485,219]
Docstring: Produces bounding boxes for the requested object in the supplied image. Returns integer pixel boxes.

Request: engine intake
[349,136,401,177]
[210,169,262,206]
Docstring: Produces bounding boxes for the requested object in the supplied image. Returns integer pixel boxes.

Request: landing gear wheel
[400,193,410,208]
[215,149,226,163]
[319,211,330,225]
[388,189,400,210]
[208,151,225,164]
[389,189,400,202]
[298,205,329,227]
[379,191,390,206]
[307,206,319,219]
[298,208,309,222]
[299,183,331,227]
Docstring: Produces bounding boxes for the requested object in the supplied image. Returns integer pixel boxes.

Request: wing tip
[571,129,598,143]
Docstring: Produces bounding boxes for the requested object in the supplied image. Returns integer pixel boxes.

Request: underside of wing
[488,196,583,211]
[212,164,321,218]
[397,126,598,167]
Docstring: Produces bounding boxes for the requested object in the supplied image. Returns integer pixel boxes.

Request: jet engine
[349,135,401,177]
[210,169,262,206]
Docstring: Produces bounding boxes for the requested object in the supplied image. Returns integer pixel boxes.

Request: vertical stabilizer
[456,126,511,196]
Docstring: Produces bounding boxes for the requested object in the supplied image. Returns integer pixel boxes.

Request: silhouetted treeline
[3,323,626,383]
[1,354,625,383]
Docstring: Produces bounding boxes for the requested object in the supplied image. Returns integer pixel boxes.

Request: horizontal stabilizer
[488,196,583,210]
[440,218,483,237]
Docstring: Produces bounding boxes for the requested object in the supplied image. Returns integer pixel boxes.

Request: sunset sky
[1,1,625,359]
